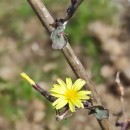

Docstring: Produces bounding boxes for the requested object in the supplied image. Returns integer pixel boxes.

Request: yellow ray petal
[55,99,68,109]
[53,83,61,88]
[77,91,91,100]
[57,78,67,90]
[52,98,62,106]
[73,79,86,91]
[51,93,64,98]
[78,95,90,100]
[66,78,72,89]
[50,87,65,94]
[53,84,66,90]
[71,99,84,108]
[77,91,91,96]
[69,101,75,112]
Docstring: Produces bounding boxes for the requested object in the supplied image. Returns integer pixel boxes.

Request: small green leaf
[51,25,67,49]
[95,108,109,120]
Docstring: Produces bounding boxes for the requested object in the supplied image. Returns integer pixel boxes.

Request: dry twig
[115,72,126,121]
[115,72,130,130]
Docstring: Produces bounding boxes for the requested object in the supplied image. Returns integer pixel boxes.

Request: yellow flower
[21,72,35,85]
[50,78,91,112]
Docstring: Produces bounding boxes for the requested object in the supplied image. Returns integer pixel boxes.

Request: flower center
[64,89,77,100]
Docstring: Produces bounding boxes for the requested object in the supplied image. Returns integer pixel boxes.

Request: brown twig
[27,0,112,129]
[33,83,56,102]
[115,72,130,130]
[61,0,84,22]
[115,72,126,122]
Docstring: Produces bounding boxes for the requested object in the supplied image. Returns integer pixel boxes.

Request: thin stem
[115,72,126,122]
[62,0,85,22]
[33,84,56,102]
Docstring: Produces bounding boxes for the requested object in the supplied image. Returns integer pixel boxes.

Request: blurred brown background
[0,0,130,130]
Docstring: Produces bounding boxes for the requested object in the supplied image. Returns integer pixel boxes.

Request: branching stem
[27,0,112,129]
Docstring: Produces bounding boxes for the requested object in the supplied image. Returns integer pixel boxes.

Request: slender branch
[33,84,56,102]
[115,72,126,122]
[27,0,112,129]
[115,72,130,130]
[61,0,85,22]
[27,0,54,33]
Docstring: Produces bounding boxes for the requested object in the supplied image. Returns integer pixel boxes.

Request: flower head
[21,72,35,85]
[50,78,91,112]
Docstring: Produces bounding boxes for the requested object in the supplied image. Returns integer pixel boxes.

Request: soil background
[0,0,130,130]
